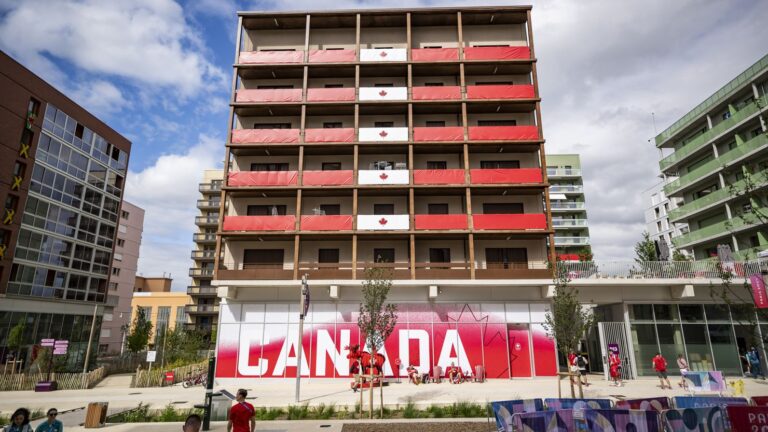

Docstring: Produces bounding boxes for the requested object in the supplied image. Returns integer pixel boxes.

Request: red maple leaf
[379,51,388,57]
[379,173,388,180]
[378,90,388,97]
[378,218,388,225]
[379,130,388,137]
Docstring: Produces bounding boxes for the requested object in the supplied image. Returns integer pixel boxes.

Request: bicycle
[182,372,207,388]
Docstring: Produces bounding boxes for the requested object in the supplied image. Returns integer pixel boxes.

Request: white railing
[551,202,586,210]
[552,219,588,227]
[554,236,590,245]
[558,259,767,280]
[548,168,582,177]
[550,185,584,193]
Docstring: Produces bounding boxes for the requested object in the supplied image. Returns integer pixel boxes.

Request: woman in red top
[653,352,672,389]
[609,352,622,387]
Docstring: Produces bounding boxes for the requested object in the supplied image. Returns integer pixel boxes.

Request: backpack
[577,356,586,368]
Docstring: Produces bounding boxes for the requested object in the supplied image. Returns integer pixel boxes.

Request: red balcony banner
[468,126,539,141]
[751,274,768,308]
[238,51,304,64]
[470,168,543,184]
[413,126,465,142]
[415,214,468,230]
[306,88,356,102]
[302,170,354,186]
[411,48,459,61]
[223,215,296,231]
[463,46,531,61]
[231,129,300,144]
[304,128,355,143]
[308,49,356,63]
[228,171,298,187]
[558,254,580,261]
[300,215,353,231]
[472,214,547,230]
[235,89,302,103]
[412,86,462,100]
[466,85,535,100]
[413,169,465,185]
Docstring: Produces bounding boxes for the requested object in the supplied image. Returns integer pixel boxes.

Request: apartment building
[547,154,590,260]
[642,179,689,259]
[188,169,224,333]
[99,201,145,354]
[131,289,190,345]
[0,51,130,370]
[654,53,768,260]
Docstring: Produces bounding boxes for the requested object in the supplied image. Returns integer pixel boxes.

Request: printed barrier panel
[215,302,557,379]
[544,399,613,411]
[682,371,726,393]
[357,215,409,231]
[726,406,768,432]
[358,127,409,142]
[751,396,768,406]
[578,409,659,432]
[359,87,407,101]
[360,48,407,62]
[513,410,575,432]
[492,399,545,432]
[357,169,409,185]
[663,407,725,432]
[673,397,748,430]
[411,48,459,61]
[615,397,670,412]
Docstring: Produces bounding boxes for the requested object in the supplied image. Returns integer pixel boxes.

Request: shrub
[287,403,309,420]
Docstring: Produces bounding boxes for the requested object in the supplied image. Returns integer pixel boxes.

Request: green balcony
[673,208,765,248]
[664,132,768,196]
[659,95,767,172]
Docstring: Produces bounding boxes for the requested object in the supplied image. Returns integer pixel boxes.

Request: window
[485,248,527,268]
[477,120,517,126]
[373,204,394,215]
[247,205,286,216]
[428,203,449,214]
[373,248,395,263]
[423,45,442,49]
[425,121,446,127]
[722,111,731,120]
[100,329,111,338]
[324,84,343,88]
[323,122,343,129]
[319,204,340,215]
[424,82,444,87]
[370,161,394,170]
[117,238,125,247]
[429,248,451,263]
[374,121,394,128]
[483,203,523,214]
[480,160,520,169]
[28,98,41,116]
[427,161,447,169]
[109,282,118,291]
[374,83,394,87]
[121,210,130,219]
[318,249,340,263]
[112,267,120,276]
[243,249,283,268]
[118,224,127,233]
[253,123,291,129]
[12,161,26,178]
[322,162,342,171]
[251,163,289,171]
[176,306,187,327]
[114,253,123,262]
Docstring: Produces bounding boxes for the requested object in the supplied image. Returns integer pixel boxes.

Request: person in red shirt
[447,362,464,384]
[653,352,672,389]
[227,389,255,432]
[609,352,622,387]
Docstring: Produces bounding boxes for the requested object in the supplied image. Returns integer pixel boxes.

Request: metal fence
[558,259,767,280]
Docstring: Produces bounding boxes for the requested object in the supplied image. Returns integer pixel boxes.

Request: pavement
[3,374,768,431]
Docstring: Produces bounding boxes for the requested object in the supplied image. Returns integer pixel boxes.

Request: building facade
[642,179,689,259]
[188,169,224,333]
[135,276,173,293]
[99,201,144,354]
[130,291,191,345]
[0,51,130,370]
[547,154,590,260]
[654,53,768,260]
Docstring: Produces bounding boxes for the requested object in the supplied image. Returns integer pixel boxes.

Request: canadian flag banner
[357,214,409,230]
[359,87,407,101]
[358,127,408,142]
[360,48,407,62]
[357,170,409,185]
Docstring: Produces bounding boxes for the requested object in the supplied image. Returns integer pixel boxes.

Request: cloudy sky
[1,0,766,290]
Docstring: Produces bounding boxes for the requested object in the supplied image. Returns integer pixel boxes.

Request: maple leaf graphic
[379,130,388,138]
[379,51,388,57]
[378,218,388,225]
[379,173,389,180]
[379,90,388,97]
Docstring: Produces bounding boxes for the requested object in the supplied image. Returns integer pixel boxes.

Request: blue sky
[1,0,766,290]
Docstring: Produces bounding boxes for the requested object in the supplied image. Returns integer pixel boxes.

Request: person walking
[227,389,255,432]
[653,352,672,389]
[3,408,32,432]
[748,347,765,379]
[182,414,201,432]
[575,352,589,386]
[34,409,62,432]
[676,354,689,390]
[608,352,622,387]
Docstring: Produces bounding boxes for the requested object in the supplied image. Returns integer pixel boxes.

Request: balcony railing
[664,132,768,196]
[189,268,214,277]
[228,171,298,187]
[358,127,408,142]
[550,185,584,193]
[359,87,407,101]
[472,213,547,230]
[193,233,217,242]
[356,262,411,279]
[551,202,586,210]
[470,168,542,184]
[308,49,356,63]
[185,304,220,314]
[357,214,409,230]
[195,216,219,226]
[222,215,296,232]
[235,88,302,103]
[304,128,356,143]
[239,50,303,64]
[297,262,354,279]
[554,236,590,246]
[463,46,531,61]
[467,125,539,141]
[231,129,300,144]
[413,169,465,185]
[672,209,765,248]
[667,169,768,222]
[198,182,221,192]
[411,48,459,62]
[196,200,220,209]
[411,86,462,101]
[659,95,768,171]
[414,214,468,230]
[466,84,535,100]
[413,126,464,142]
[187,286,218,296]
[300,215,353,231]
[414,262,471,279]
[560,260,766,280]
[191,250,216,259]
[358,169,409,185]
[301,170,354,186]
[552,219,588,228]
[306,88,355,102]
[547,168,581,177]
[360,48,407,62]
[475,262,551,279]
[217,263,293,280]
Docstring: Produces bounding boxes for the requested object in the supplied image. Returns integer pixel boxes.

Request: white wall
[461,24,527,47]
[305,115,354,129]
[308,28,355,49]
[301,196,354,215]
[411,26,459,48]
[412,114,462,127]
[357,239,410,262]
[471,195,543,214]
[247,29,306,51]
[223,240,295,269]
[360,27,407,48]
[413,153,463,168]
[303,155,354,170]
[357,196,409,214]
[233,156,298,171]
[228,197,297,216]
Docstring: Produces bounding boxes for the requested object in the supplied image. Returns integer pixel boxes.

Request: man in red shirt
[653,352,672,389]
[228,388,255,432]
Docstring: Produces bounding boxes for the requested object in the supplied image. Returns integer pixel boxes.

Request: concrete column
[706,114,713,129]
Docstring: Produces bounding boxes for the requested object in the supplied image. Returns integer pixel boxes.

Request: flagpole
[295,275,309,403]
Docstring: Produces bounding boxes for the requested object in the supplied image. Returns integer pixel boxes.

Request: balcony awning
[223,215,295,231]
[412,86,462,101]
[231,129,300,144]
[411,48,459,62]
[463,46,530,61]
[228,171,298,187]
[301,215,353,231]
[235,89,302,103]
[308,49,356,63]
[239,51,304,64]
[413,126,464,142]
[304,128,355,143]
[301,170,353,186]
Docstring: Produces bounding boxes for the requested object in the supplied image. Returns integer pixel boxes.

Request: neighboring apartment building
[0,51,130,370]
[547,154,591,260]
[99,201,145,354]
[654,53,768,260]
[130,288,190,345]
[642,179,689,259]
[188,169,223,333]
[135,275,173,293]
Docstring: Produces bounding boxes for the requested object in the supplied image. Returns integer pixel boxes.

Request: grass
[107,403,203,423]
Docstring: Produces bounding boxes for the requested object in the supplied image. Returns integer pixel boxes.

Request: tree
[124,308,153,354]
[543,261,595,359]
[672,250,690,262]
[161,327,208,366]
[634,231,657,263]
[577,246,593,262]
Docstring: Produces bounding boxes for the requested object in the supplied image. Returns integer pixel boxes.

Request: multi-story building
[0,51,130,370]
[188,169,223,333]
[654,53,768,260]
[130,286,190,345]
[642,179,689,259]
[99,201,145,354]
[134,275,173,293]
[547,154,590,260]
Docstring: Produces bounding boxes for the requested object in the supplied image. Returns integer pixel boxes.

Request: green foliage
[125,308,153,354]
[287,403,310,420]
[577,247,593,262]
[7,319,26,355]
[634,231,657,263]
[160,327,208,365]
[403,400,420,418]
[358,266,398,355]
[672,250,690,262]
[107,403,202,423]
[254,407,285,421]
[543,261,595,356]
[313,403,336,419]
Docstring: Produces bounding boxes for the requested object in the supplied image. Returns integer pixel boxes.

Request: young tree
[162,327,208,366]
[544,262,595,360]
[124,308,153,354]
[7,319,26,371]
[634,231,657,263]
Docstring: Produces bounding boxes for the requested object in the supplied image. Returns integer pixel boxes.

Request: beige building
[130,291,191,344]
[135,275,173,293]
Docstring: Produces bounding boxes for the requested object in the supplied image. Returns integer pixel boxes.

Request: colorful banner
[472,214,547,230]
[466,85,536,100]
[360,48,407,62]
[750,274,768,308]
[726,406,768,432]
[357,215,409,230]
[307,49,356,63]
[673,397,748,430]
[615,397,670,412]
[300,215,353,231]
[681,371,726,393]
[301,170,354,186]
[239,50,304,64]
[304,128,355,143]
[414,215,468,230]
[578,409,659,432]
[222,215,295,232]
[357,170,409,185]
[411,86,462,101]
[359,87,407,101]
[463,46,531,61]
[358,127,409,142]
[228,171,298,187]
[235,89,302,103]
[468,125,540,141]
[231,129,300,144]
[306,88,356,102]
[544,399,613,411]
[513,410,574,432]
[412,126,465,142]
[663,407,725,432]
[411,48,459,61]
[470,168,542,184]
[492,399,545,432]
[751,396,768,406]
[413,169,466,185]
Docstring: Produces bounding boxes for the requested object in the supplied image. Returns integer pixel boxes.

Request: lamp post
[295,275,309,402]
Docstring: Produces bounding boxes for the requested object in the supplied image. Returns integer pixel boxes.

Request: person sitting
[447,362,464,384]
[406,365,421,385]
[350,359,362,392]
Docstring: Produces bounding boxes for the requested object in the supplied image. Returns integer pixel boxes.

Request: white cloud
[125,134,223,290]
[189,0,238,18]
[70,80,127,117]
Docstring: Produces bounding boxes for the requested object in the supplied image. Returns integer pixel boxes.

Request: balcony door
[318,249,340,263]
[480,160,520,169]
[243,249,284,269]
[429,248,451,263]
[322,162,342,171]
[483,203,523,214]
[373,248,395,263]
[427,203,449,215]
[253,123,291,129]
[486,248,527,269]
[477,120,517,126]
[373,204,395,215]
[247,205,287,216]
[251,163,289,171]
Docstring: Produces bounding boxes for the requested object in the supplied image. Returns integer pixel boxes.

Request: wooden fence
[0,367,105,391]
[131,361,208,388]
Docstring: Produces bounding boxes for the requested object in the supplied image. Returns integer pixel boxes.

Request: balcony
[466,85,535,100]
[239,50,303,64]
[554,236,590,246]
[304,128,355,143]
[356,262,410,279]
[360,48,407,62]
[235,88,302,103]
[306,88,355,102]
[185,304,220,315]
[664,132,768,196]
[187,286,218,296]
[359,87,407,101]
[672,209,765,248]
[667,169,768,222]
[475,263,551,279]
[228,171,298,187]
[411,86,462,101]
[199,182,221,193]
[414,214,468,230]
[413,126,464,142]
[195,216,219,227]
[222,215,296,232]
[189,268,214,277]
[547,168,582,177]
[411,48,459,62]
[468,125,539,141]
[357,214,409,230]
[231,129,300,144]
[302,170,354,186]
[552,219,588,228]
[358,127,408,142]
[191,250,216,260]
[470,168,542,185]
[550,185,584,194]
[308,49,356,63]
[297,263,353,279]
[358,169,409,185]
[197,199,220,210]
[413,169,465,185]
[192,233,217,243]
[414,262,471,279]
[472,213,548,230]
[300,215,353,231]
[463,46,531,61]
[217,263,293,280]
[551,202,586,211]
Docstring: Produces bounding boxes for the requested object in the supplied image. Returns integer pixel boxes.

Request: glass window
[630,324,658,376]
[705,305,730,322]
[657,323,685,369]
[629,304,654,321]
[708,324,741,375]
[679,304,704,322]
[682,324,714,371]
[654,304,679,321]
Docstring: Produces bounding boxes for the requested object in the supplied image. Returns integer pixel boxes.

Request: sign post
[295,275,309,403]
[146,350,157,375]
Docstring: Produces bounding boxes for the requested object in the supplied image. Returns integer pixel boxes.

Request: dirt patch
[341,422,495,432]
